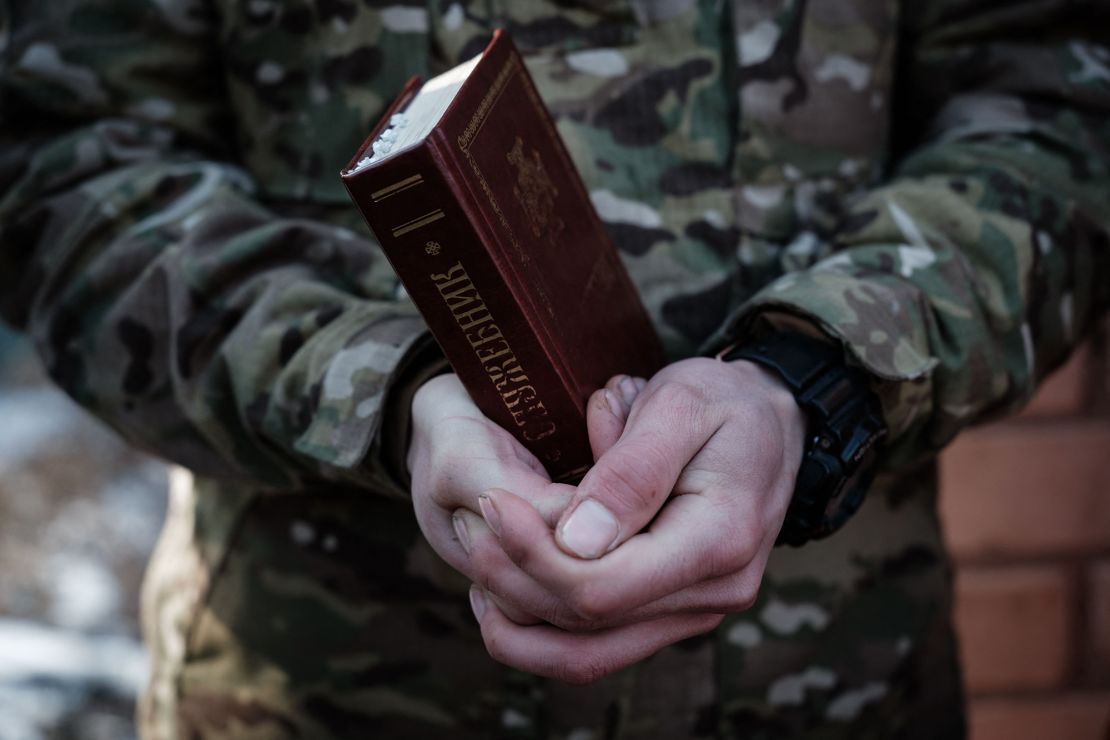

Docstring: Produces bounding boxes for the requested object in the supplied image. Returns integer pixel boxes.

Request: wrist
[406,372,460,477]
[726,358,807,468]
[382,336,450,487]
[717,333,887,546]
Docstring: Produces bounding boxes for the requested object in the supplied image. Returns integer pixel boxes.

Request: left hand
[462,357,807,683]
[406,374,575,625]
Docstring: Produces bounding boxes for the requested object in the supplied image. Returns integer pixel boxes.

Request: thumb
[557,387,711,559]
[586,374,646,461]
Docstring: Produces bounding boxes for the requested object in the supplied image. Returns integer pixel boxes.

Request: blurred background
[940,319,1110,739]
[0,326,167,740]
[0,319,1107,740]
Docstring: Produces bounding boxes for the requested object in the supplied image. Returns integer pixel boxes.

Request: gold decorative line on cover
[458,60,561,317]
[455,56,521,261]
[458,55,517,152]
[372,174,424,202]
[392,209,445,237]
[456,52,573,402]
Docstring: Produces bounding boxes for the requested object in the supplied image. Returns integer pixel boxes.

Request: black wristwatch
[719,332,887,547]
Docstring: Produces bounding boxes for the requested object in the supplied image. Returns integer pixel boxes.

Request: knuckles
[481,629,614,685]
[586,457,661,518]
[645,379,710,428]
[424,461,462,507]
[715,517,764,576]
[722,576,761,613]
[480,629,512,668]
[550,653,614,685]
[496,524,533,572]
[564,579,619,624]
[466,540,502,593]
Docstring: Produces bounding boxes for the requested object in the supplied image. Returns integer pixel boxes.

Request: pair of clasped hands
[406,357,806,684]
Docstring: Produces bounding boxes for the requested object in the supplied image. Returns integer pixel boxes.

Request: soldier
[1,0,1108,738]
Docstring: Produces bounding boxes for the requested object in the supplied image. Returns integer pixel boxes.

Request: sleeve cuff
[290,311,443,498]
[702,269,940,463]
[373,332,450,497]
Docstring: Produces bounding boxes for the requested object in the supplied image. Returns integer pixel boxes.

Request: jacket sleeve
[713,0,1110,468]
[0,0,440,495]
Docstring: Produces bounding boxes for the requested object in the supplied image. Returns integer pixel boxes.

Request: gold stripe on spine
[392,209,445,237]
[372,174,424,202]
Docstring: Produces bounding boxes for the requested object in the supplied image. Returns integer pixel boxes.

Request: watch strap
[721,333,887,546]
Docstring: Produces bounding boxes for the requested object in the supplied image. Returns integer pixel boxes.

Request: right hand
[462,357,806,682]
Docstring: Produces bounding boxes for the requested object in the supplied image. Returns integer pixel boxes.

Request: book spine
[342,142,592,482]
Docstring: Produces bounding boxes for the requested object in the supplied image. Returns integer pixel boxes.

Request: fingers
[409,372,575,582]
[485,488,761,620]
[412,376,575,526]
[485,593,543,626]
[586,374,645,462]
[462,505,765,630]
[558,380,720,559]
[470,585,723,684]
[427,434,573,524]
[448,358,803,660]
[455,509,566,625]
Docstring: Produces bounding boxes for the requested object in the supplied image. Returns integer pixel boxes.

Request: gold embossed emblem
[506,136,564,242]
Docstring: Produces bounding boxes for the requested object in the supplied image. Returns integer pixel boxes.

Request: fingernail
[632,376,647,393]
[469,586,487,622]
[604,389,626,419]
[452,513,470,554]
[478,493,501,536]
[559,499,619,559]
[618,376,639,407]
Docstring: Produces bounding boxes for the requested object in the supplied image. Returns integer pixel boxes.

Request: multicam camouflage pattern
[2,0,1109,737]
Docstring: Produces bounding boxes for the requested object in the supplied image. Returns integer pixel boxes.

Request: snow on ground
[0,343,167,739]
[0,618,147,691]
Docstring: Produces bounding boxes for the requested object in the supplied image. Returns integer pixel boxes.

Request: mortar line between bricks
[951,550,1110,569]
[967,687,1110,701]
[955,416,1110,433]
[1069,561,1088,687]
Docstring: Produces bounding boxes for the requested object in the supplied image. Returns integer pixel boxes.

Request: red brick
[1020,344,1091,417]
[969,694,1110,740]
[1090,560,1110,680]
[939,421,1110,558]
[954,566,1074,693]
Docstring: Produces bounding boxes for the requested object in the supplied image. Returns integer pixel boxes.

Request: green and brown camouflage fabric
[2,0,1109,737]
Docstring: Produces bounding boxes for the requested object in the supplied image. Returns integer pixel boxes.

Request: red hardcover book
[341,30,664,482]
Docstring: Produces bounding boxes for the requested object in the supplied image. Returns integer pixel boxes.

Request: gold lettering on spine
[430,262,558,443]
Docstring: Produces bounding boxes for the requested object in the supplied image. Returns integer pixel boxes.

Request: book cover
[341,30,664,482]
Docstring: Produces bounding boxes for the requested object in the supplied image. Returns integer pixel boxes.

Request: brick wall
[939,321,1110,740]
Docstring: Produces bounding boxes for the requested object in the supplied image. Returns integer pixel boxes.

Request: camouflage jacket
[2,0,1108,496]
[4,1,1110,737]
